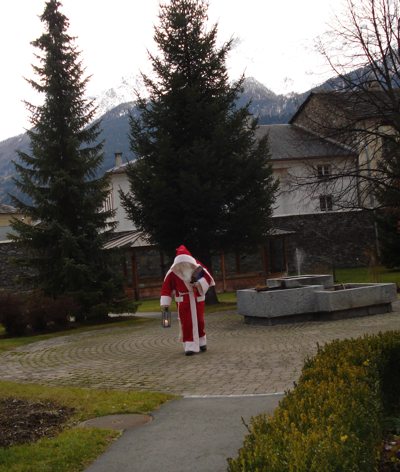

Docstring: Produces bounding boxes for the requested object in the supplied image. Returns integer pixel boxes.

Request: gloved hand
[190,266,204,284]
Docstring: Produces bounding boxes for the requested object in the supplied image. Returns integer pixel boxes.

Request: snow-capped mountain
[90,75,147,121]
[0,76,313,204]
[237,77,307,124]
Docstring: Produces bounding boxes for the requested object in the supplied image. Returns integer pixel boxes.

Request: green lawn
[335,266,400,285]
[0,291,236,355]
[0,292,238,471]
[136,291,237,313]
[0,381,174,472]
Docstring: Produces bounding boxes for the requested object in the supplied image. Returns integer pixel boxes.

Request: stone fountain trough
[237,275,397,325]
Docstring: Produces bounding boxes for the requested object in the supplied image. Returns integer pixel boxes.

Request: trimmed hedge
[228,331,400,472]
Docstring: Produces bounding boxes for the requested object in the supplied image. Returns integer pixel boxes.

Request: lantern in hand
[161,307,171,328]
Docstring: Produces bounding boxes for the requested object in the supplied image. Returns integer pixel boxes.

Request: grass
[0,381,174,472]
[335,265,400,285]
[0,292,236,355]
[0,292,237,470]
[137,291,237,314]
[0,429,117,472]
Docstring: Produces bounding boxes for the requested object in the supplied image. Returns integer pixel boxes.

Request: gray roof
[103,230,152,250]
[106,161,131,175]
[103,229,292,251]
[256,124,355,161]
[268,227,295,236]
[0,204,16,214]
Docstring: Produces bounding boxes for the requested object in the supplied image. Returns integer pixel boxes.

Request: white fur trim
[199,335,207,347]
[184,341,200,353]
[160,295,172,306]
[205,268,216,287]
[172,254,197,268]
[197,277,210,296]
[188,291,199,347]
[177,316,183,342]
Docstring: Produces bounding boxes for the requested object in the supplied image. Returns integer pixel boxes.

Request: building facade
[102,92,379,299]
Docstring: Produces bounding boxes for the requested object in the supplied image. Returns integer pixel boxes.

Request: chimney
[114,152,123,167]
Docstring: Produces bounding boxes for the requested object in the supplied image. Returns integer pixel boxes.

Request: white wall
[106,156,358,231]
[273,157,356,216]
[108,172,136,232]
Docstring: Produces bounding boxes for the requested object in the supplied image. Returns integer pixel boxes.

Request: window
[137,249,163,278]
[317,164,331,179]
[102,192,113,213]
[319,195,333,212]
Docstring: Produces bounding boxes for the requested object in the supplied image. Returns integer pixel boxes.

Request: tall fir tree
[11,0,116,312]
[121,0,278,271]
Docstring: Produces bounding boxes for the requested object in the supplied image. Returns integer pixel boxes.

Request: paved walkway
[2,304,400,471]
[1,303,400,395]
[84,395,283,472]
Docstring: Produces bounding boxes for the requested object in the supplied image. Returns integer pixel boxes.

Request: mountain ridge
[0,76,319,204]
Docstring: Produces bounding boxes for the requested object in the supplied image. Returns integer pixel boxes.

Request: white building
[102,92,378,296]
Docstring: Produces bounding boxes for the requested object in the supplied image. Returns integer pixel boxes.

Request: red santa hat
[171,245,198,269]
[176,245,192,257]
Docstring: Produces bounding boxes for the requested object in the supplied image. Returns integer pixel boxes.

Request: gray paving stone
[0,303,400,395]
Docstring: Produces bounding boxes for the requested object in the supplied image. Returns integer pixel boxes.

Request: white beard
[173,262,196,282]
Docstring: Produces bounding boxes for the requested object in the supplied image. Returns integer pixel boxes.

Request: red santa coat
[160,245,215,353]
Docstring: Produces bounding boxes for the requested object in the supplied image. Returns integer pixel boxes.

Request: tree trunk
[198,248,219,305]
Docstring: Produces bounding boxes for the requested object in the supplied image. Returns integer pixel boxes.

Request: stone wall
[0,211,378,295]
[273,210,377,274]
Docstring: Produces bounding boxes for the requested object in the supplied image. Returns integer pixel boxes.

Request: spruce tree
[11,0,116,313]
[122,0,278,271]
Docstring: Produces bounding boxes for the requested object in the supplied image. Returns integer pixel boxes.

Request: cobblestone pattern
[1,305,400,396]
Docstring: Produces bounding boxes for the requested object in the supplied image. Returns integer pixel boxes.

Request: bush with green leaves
[228,331,400,472]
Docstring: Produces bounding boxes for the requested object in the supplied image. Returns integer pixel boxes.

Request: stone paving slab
[1,303,400,395]
[79,414,151,431]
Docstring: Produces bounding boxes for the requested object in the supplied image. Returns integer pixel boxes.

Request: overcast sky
[1,0,340,141]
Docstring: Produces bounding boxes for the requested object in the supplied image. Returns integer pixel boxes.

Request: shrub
[0,291,81,336]
[26,292,81,330]
[228,332,400,472]
[87,303,109,322]
[47,295,81,328]
[84,298,140,323]
[108,298,140,315]
[0,291,28,336]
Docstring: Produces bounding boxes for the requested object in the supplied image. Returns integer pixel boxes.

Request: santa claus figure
[160,245,215,356]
